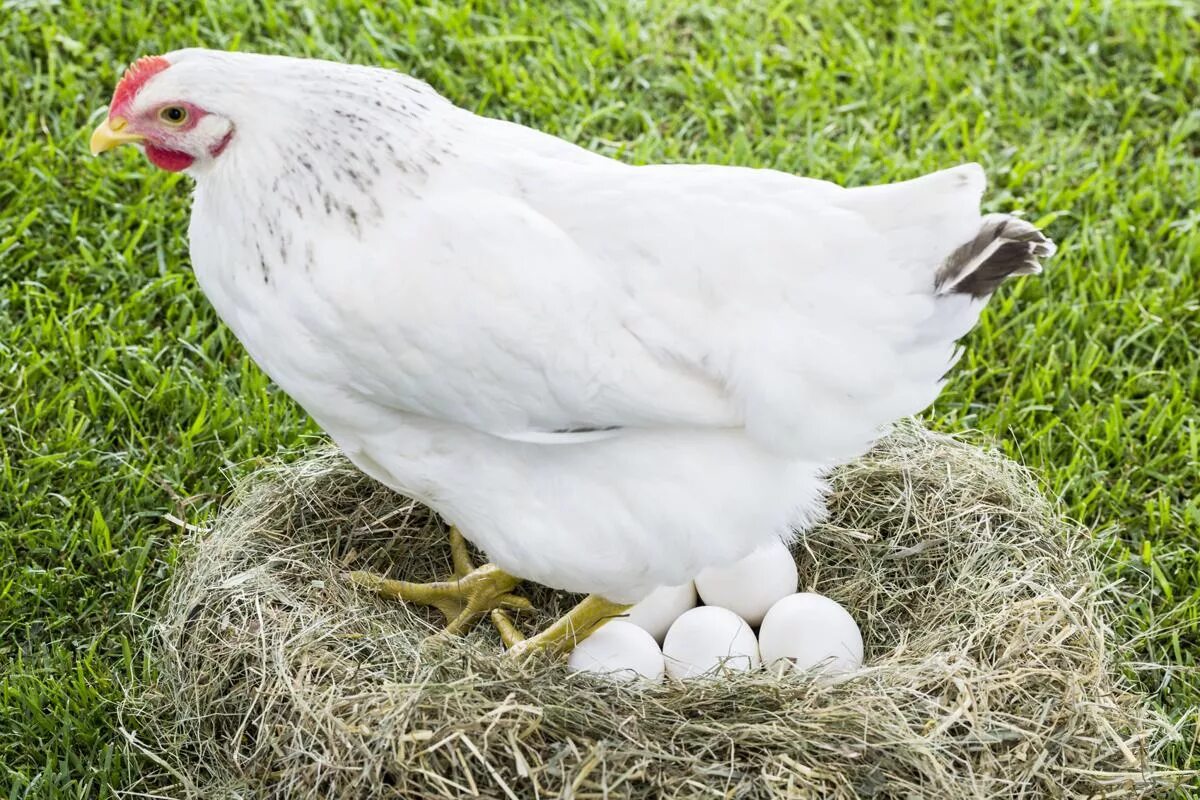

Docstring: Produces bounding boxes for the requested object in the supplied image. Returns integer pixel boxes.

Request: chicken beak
[90,116,144,155]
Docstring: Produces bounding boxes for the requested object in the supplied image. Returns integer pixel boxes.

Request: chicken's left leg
[349,527,532,636]
[491,595,632,658]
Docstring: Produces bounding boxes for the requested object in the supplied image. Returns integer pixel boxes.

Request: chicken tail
[934,214,1056,297]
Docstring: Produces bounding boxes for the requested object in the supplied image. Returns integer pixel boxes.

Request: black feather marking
[553,425,622,434]
[255,242,270,284]
[936,214,1055,298]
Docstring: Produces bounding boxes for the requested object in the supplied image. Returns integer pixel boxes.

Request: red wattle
[144,144,195,172]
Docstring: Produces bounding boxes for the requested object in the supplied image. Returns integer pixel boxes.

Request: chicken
[90,50,1054,655]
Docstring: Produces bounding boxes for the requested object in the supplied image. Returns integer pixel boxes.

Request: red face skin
[107,56,231,172]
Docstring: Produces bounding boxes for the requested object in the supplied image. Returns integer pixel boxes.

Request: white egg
[758,593,864,677]
[624,581,698,642]
[567,621,665,682]
[662,606,760,679]
[694,539,798,626]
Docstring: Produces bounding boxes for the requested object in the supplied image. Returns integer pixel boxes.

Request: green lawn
[1,0,1197,795]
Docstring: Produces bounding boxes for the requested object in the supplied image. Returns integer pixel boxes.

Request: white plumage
[98,50,1054,604]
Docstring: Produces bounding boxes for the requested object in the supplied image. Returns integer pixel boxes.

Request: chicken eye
[159,106,188,125]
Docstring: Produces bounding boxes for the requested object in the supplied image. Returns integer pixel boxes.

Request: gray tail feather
[935,214,1056,297]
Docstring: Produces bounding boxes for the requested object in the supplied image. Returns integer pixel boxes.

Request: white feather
[152,50,1051,601]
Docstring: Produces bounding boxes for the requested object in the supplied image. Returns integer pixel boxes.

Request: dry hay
[127,422,1186,798]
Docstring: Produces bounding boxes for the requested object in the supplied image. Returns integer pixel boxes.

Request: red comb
[111,55,170,113]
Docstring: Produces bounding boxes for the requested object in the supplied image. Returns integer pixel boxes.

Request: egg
[758,593,864,677]
[662,606,760,679]
[567,621,665,682]
[694,539,798,626]
[624,581,698,642]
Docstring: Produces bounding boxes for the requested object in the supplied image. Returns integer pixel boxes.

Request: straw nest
[130,422,1182,798]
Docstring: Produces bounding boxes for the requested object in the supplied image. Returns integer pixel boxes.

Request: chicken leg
[348,527,533,636]
[492,596,632,658]
[351,526,631,656]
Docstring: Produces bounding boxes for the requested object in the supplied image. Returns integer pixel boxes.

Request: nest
[129,423,1183,798]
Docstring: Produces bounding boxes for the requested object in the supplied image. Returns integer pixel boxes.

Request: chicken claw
[349,527,532,636]
[493,595,631,658]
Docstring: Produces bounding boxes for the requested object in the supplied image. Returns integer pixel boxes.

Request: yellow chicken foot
[493,595,632,658]
[349,526,533,635]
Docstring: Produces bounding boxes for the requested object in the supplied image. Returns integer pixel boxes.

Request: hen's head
[91,52,239,173]
[92,49,450,192]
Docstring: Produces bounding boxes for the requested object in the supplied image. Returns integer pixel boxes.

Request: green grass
[1,0,1196,795]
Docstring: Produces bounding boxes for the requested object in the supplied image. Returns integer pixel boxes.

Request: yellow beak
[90,116,144,155]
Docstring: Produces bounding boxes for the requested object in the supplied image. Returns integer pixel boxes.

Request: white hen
[91,50,1054,652]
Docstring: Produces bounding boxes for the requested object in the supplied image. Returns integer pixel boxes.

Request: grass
[0,0,1195,795]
